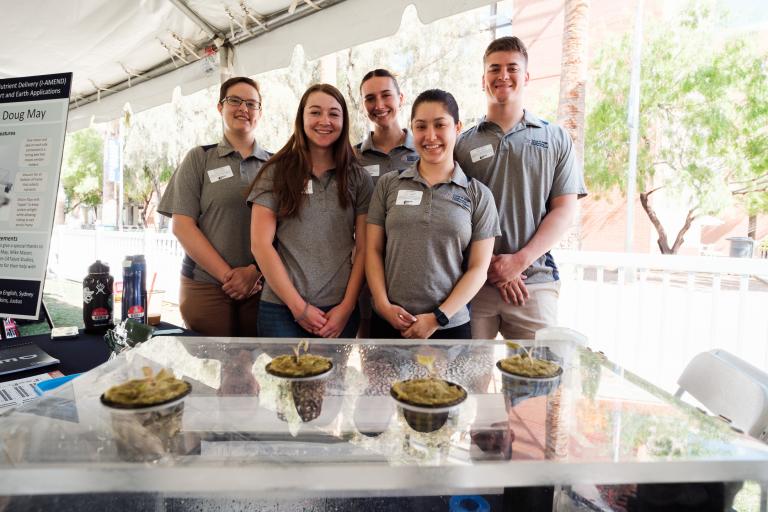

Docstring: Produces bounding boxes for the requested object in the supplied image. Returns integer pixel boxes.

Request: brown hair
[359,68,401,94]
[249,83,359,218]
[483,36,528,66]
[219,76,261,103]
[411,89,460,124]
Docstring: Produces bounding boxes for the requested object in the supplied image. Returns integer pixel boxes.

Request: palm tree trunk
[557,0,590,249]
[557,0,590,162]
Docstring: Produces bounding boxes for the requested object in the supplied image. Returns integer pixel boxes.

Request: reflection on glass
[1,337,767,498]
[274,376,329,423]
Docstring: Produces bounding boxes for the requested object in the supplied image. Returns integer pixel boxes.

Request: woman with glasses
[248,84,373,338]
[158,76,271,336]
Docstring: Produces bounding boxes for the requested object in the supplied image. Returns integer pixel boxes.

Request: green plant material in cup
[498,354,560,378]
[268,341,333,423]
[100,367,191,462]
[496,356,563,409]
[391,379,467,433]
[266,340,332,378]
[102,367,190,408]
[391,378,466,407]
[266,354,332,378]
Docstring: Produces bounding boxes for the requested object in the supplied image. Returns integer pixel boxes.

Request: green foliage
[122,88,220,224]
[61,128,103,214]
[585,2,768,247]
[253,45,320,152]
[334,5,492,142]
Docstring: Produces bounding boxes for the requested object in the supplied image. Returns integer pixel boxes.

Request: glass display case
[1,336,767,510]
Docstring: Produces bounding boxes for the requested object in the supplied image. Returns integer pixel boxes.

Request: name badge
[395,190,422,206]
[207,166,234,183]
[470,144,494,163]
[303,180,313,194]
[364,164,380,177]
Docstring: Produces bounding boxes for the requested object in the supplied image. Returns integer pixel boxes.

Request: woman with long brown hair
[248,84,373,338]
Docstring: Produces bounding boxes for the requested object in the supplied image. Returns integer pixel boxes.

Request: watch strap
[433,307,449,327]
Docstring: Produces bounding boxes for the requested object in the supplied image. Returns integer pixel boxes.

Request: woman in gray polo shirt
[249,84,373,339]
[366,89,500,340]
[356,69,418,183]
[158,76,270,337]
[355,69,419,338]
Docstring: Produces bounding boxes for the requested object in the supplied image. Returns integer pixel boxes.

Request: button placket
[424,186,433,225]
[318,176,327,212]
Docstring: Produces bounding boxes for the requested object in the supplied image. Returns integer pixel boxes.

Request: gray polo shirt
[158,138,271,285]
[455,110,587,284]
[247,165,373,307]
[355,129,419,185]
[367,163,500,328]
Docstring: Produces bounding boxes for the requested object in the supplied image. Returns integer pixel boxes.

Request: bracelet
[294,302,310,323]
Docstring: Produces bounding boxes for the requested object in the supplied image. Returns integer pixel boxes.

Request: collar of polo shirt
[479,109,545,134]
[218,137,271,161]
[398,162,470,188]
[360,128,415,154]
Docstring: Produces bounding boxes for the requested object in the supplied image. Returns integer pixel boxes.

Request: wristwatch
[433,307,449,327]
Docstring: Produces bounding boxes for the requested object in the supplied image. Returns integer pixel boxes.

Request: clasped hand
[222,266,262,301]
[295,302,353,339]
[488,253,530,306]
[379,302,438,339]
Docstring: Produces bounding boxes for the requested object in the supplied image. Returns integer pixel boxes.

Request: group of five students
[158,36,587,342]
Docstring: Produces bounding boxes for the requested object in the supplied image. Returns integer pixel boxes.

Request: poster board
[0,73,72,320]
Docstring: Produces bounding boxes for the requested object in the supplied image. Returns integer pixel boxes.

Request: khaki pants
[470,281,560,341]
[179,276,260,337]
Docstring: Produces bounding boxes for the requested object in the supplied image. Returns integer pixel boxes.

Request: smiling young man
[455,36,587,340]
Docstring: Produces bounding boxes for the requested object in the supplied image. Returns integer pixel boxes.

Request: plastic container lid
[88,260,110,274]
[448,495,490,512]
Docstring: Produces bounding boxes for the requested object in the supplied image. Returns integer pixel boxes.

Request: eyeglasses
[221,96,262,110]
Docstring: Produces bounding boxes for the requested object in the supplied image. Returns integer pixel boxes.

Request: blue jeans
[258,301,360,339]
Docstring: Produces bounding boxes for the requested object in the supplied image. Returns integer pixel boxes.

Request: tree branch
[732,186,768,196]
[643,185,665,197]
[640,190,672,253]
[671,208,698,253]
[730,173,768,186]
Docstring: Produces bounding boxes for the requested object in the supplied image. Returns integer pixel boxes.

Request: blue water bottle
[128,255,148,324]
[121,256,133,321]
[122,255,147,324]
[122,255,146,324]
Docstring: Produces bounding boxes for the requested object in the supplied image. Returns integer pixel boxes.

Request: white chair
[675,349,768,441]
[557,348,768,511]
[676,349,768,512]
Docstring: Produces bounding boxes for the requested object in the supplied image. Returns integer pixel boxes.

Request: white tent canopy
[2,0,495,131]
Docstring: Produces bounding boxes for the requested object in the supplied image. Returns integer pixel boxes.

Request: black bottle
[83,260,114,333]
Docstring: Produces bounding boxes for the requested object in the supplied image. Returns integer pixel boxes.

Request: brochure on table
[0,73,71,320]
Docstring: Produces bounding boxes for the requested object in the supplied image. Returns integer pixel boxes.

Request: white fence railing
[46,229,768,393]
[553,249,768,392]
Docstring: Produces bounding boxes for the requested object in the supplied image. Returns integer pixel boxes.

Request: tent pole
[167,0,222,41]
[625,0,643,253]
[220,44,233,83]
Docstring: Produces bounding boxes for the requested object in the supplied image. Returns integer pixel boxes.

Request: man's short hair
[483,36,529,66]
